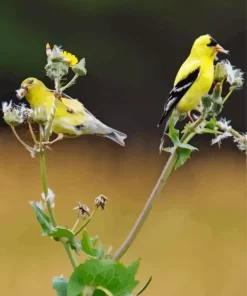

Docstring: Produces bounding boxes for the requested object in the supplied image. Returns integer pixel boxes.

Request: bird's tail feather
[105,129,127,147]
[159,116,171,154]
[157,109,169,127]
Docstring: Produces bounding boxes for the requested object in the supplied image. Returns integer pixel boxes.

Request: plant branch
[216,122,244,139]
[60,74,79,92]
[112,115,204,261]
[60,239,78,269]
[222,89,234,104]
[11,126,34,152]
[74,209,98,236]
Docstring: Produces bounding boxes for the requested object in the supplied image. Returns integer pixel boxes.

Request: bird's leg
[42,133,64,146]
[187,111,194,122]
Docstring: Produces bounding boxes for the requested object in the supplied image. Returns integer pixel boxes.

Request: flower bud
[214,61,228,82]
[32,106,49,124]
[71,58,87,76]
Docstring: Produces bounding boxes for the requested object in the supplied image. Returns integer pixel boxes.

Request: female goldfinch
[15,78,127,146]
[157,34,228,152]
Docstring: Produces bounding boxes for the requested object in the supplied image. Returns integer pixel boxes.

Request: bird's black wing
[157,67,200,127]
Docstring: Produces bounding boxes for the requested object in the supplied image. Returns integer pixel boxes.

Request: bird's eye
[207,38,218,47]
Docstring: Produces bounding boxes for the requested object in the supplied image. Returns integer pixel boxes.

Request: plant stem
[112,115,204,261]
[39,148,57,227]
[60,239,78,269]
[216,122,244,139]
[74,209,98,236]
[60,74,79,92]
[11,126,34,152]
[222,89,234,104]
[39,136,79,270]
[113,150,178,260]
[28,122,39,145]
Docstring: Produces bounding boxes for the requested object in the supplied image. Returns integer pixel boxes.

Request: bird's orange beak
[215,44,229,54]
[16,86,27,99]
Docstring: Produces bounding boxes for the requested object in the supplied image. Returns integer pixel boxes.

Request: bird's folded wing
[164,60,201,116]
[61,92,98,118]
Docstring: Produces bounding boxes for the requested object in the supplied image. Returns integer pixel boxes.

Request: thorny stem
[60,74,79,92]
[112,115,204,260]
[74,209,98,236]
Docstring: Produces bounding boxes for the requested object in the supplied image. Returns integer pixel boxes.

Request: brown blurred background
[0,0,246,295]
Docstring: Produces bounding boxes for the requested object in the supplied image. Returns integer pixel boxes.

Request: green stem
[112,115,204,261]
[112,150,178,260]
[60,74,79,92]
[216,122,244,139]
[74,209,98,236]
[222,89,234,105]
[39,134,79,271]
[60,239,78,269]
[39,148,57,227]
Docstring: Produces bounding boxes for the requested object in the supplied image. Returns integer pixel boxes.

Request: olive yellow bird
[157,34,228,152]
[16,78,127,146]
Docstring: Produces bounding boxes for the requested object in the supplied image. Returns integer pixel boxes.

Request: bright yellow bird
[16,78,127,146]
[157,34,228,152]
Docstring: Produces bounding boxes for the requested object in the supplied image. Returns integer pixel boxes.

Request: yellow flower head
[62,51,78,66]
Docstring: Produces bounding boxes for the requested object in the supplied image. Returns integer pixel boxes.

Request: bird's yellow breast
[177,58,214,113]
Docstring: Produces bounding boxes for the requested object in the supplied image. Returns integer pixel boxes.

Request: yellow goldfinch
[15,78,127,146]
[157,34,228,152]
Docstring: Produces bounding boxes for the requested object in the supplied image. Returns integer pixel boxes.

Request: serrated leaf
[52,276,68,296]
[49,227,81,254]
[81,230,105,259]
[67,259,140,296]
[136,276,152,296]
[163,147,175,153]
[29,201,53,235]
[205,118,217,129]
[176,141,198,151]
[200,128,222,135]
[175,148,193,169]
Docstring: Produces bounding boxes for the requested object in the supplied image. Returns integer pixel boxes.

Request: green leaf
[168,113,180,143]
[67,259,140,296]
[205,117,217,129]
[163,147,175,153]
[52,276,68,296]
[175,148,193,169]
[200,128,222,135]
[175,142,198,151]
[136,276,152,296]
[29,201,53,235]
[49,227,81,254]
[81,230,106,259]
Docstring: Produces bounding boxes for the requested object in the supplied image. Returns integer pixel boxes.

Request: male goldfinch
[157,34,228,152]
[15,78,127,146]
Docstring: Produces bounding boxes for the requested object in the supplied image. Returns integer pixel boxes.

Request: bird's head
[191,34,229,59]
[16,77,46,100]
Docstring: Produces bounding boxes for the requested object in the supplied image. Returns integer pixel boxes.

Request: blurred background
[0,0,246,295]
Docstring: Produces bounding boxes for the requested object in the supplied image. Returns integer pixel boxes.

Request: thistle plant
[1,41,246,296]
